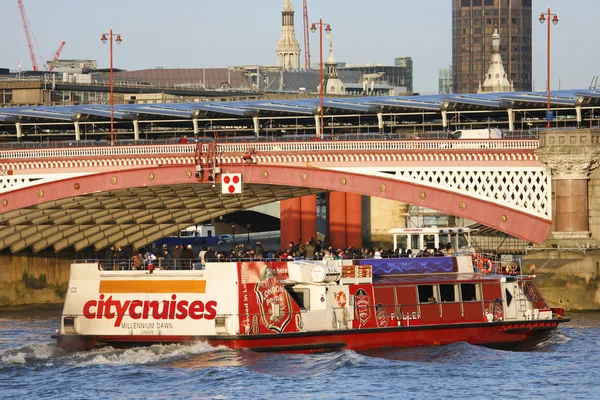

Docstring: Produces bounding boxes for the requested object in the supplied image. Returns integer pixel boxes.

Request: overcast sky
[1,0,597,93]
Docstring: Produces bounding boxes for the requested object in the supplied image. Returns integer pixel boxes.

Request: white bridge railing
[0,139,539,161]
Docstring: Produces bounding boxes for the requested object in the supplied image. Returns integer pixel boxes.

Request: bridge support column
[314,115,321,138]
[536,129,600,242]
[327,192,362,250]
[192,118,199,138]
[507,108,514,133]
[377,112,383,134]
[133,120,140,142]
[15,122,22,142]
[74,121,81,141]
[280,195,317,249]
[252,116,259,139]
[441,110,448,131]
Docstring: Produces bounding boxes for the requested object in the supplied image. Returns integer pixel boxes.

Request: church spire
[276,0,301,70]
[478,27,514,93]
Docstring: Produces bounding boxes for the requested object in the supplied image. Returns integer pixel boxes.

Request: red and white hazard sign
[222,173,242,194]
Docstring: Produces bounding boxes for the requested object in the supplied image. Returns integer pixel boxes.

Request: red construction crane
[47,41,66,72]
[17,0,39,71]
[17,0,66,72]
[303,0,311,70]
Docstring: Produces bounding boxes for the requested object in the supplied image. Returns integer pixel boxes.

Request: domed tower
[276,0,301,70]
[320,35,345,95]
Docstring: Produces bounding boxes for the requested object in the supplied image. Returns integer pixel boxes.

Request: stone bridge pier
[528,129,600,309]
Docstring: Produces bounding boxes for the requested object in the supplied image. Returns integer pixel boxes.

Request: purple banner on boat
[360,257,457,275]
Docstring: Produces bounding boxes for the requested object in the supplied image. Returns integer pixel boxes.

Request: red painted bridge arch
[0,163,550,253]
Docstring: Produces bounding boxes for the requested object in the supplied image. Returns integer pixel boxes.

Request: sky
[1,0,598,94]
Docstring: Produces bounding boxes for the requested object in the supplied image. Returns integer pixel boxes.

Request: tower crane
[303,0,311,70]
[17,0,66,72]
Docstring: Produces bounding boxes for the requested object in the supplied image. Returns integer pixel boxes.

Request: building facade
[338,59,413,93]
[438,66,453,94]
[452,0,532,94]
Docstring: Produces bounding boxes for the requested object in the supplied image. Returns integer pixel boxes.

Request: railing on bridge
[0,139,540,161]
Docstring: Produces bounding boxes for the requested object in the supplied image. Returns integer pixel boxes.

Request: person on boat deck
[444,242,455,256]
[253,240,265,258]
[400,248,408,258]
[145,251,157,269]
[172,244,183,270]
[204,247,216,262]
[179,135,187,144]
[158,247,172,270]
[428,296,437,303]
[199,246,208,266]
[181,244,195,269]
[374,248,382,259]
[322,250,334,262]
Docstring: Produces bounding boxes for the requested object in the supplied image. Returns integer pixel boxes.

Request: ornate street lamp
[311,19,331,139]
[539,9,559,130]
[100,29,122,144]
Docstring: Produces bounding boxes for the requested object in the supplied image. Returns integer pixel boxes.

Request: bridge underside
[0,165,551,253]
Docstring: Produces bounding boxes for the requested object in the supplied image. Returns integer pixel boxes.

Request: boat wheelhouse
[388,227,476,255]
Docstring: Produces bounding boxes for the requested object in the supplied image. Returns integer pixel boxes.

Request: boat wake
[0,340,224,369]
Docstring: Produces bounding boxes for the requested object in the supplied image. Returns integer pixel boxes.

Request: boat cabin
[388,227,475,256]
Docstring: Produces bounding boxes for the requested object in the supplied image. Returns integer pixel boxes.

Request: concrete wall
[363,197,407,246]
[0,250,78,307]
[524,250,600,310]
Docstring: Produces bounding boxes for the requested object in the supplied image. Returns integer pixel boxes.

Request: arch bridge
[0,138,549,253]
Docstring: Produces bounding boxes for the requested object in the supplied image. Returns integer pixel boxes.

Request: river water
[0,306,598,400]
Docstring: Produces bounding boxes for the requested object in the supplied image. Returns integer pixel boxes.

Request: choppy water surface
[0,306,598,399]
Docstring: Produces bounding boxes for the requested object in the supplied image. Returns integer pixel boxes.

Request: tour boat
[53,251,567,353]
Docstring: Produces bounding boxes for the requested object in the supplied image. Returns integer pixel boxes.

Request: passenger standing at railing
[181,244,195,269]
[117,245,128,270]
[172,244,183,270]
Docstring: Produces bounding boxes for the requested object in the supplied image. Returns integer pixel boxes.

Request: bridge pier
[280,195,317,250]
[526,129,600,309]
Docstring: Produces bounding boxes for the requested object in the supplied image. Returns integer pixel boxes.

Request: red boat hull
[54,319,565,353]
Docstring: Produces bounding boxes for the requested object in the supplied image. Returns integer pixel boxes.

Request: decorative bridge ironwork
[0,139,549,253]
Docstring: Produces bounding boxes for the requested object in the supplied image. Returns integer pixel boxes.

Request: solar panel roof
[0,89,599,124]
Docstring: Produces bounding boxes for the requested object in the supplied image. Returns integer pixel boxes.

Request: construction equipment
[16,0,66,71]
[47,42,66,72]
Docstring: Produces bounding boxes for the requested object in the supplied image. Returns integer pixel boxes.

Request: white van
[450,128,503,139]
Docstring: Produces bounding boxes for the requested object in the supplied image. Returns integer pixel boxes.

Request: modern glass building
[452,0,532,94]
[438,66,453,94]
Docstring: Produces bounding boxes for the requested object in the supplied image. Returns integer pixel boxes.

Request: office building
[452,0,532,93]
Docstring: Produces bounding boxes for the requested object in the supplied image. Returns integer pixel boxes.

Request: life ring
[335,291,347,307]
[476,255,493,274]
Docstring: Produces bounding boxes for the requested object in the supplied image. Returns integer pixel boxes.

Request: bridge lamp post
[311,19,331,140]
[100,29,122,144]
[539,9,558,130]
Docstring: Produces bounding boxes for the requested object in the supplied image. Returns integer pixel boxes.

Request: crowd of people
[101,237,458,272]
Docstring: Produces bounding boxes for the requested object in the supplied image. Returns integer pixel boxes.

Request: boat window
[396,235,408,250]
[410,234,420,251]
[439,284,456,302]
[460,283,480,301]
[285,287,309,311]
[417,285,437,303]
[424,235,435,250]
